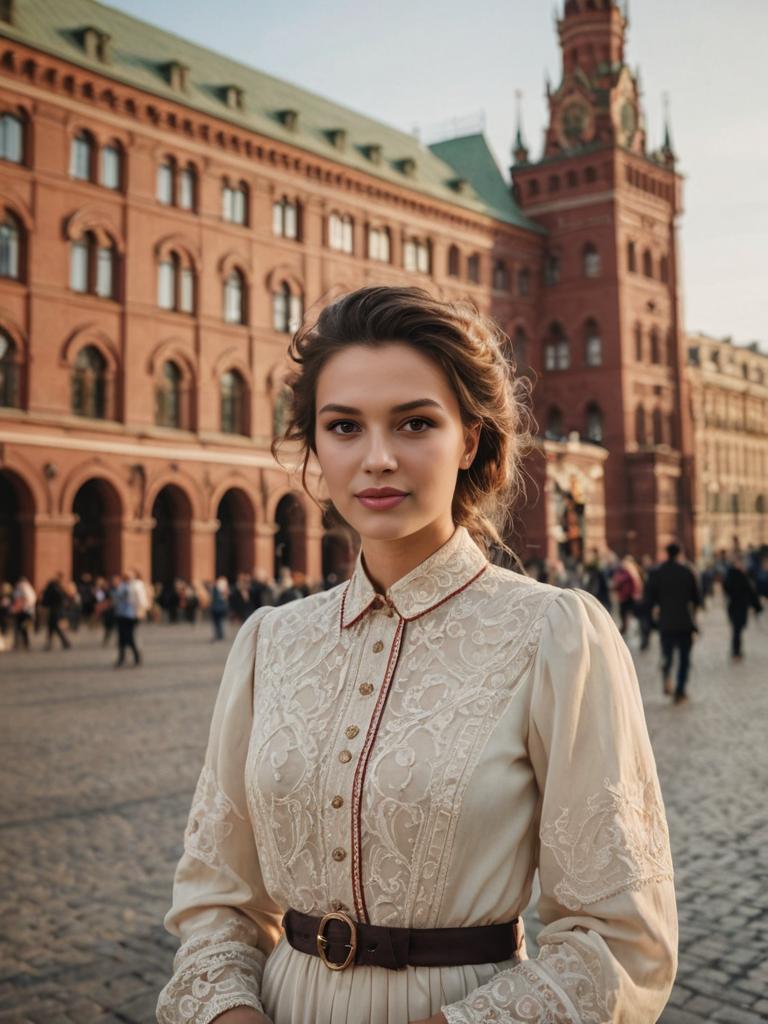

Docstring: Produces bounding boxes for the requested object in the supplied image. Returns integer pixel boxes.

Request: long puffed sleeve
[442,588,677,1024]
[157,607,283,1024]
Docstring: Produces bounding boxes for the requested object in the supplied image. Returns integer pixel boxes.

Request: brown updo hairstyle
[272,285,531,560]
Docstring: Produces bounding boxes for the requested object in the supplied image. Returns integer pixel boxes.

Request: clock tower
[512,0,693,561]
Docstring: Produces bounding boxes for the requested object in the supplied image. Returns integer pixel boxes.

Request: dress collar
[340,525,489,629]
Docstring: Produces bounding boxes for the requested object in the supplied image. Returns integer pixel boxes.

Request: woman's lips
[355,493,408,511]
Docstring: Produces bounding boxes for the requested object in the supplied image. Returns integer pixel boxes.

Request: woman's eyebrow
[317,398,443,415]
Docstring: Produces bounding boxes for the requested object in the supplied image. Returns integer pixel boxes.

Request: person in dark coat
[644,543,702,704]
[41,572,72,650]
[722,557,762,660]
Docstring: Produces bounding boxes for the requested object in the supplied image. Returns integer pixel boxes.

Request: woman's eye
[328,420,359,435]
[403,418,433,432]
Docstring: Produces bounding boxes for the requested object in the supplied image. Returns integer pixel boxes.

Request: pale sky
[105,0,768,347]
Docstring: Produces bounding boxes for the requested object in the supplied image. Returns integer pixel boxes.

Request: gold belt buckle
[316,911,357,970]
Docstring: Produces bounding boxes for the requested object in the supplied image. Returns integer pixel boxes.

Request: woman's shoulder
[482,565,615,637]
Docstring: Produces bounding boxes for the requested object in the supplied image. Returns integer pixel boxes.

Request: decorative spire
[661,91,675,164]
[513,89,529,165]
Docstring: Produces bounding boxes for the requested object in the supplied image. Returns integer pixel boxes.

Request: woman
[157,287,677,1024]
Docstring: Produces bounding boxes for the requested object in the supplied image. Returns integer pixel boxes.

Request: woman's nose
[361,432,397,472]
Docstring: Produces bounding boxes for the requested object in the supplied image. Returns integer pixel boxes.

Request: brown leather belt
[282,907,520,971]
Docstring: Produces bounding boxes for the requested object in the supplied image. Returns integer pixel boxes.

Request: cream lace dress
[156,526,677,1024]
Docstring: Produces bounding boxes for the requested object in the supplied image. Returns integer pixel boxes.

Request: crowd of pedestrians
[0,566,341,663]
[525,539,766,705]
[1,544,764,700]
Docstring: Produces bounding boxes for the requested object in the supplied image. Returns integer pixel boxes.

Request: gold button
[332,847,346,862]
[359,682,374,696]
[338,749,352,764]
[331,899,346,911]
[345,725,360,739]
[331,795,344,809]
[372,640,384,653]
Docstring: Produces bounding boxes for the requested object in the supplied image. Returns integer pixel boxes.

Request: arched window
[368,226,390,262]
[223,269,245,324]
[157,157,175,204]
[650,327,661,364]
[548,175,561,193]
[634,323,643,362]
[584,166,597,184]
[328,212,354,254]
[643,249,654,278]
[544,253,560,287]
[222,180,248,225]
[273,196,299,239]
[660,255,669,283]
[272,281,303,333]
[0,329,20,408]
[157,252,194,313]
[544,323,569,371]
[100,142,121,190]
[584,318,602,366]
[492,259,509,292]
[72,345,107,419]
[404,237,430,273]
[585,402,604,444]
[467,253,481,284]
[178,164,196,211]
[512,326,527,370]
[70,233,116,298]
[627,240,637,273]
[566,170,578,188]
[517,266,530,296]
[635,404,647,445]
[70,131,94,181]
[0,112,23,164]
[0,211,20,280]
[447,245,460,277]
[528,179,540,197]
[652,406,664,445]
[221,369,247,435]
[155,360,182,428]
[583,243,600,278]
[546,406,564,439]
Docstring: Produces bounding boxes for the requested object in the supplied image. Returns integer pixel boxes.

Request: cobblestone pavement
[0,596,766,1023]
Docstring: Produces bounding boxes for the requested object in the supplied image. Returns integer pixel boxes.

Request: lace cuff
[441,940,613,1024]
[156,921,267,1024]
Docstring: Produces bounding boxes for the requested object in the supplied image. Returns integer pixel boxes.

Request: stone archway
[71,478,122,580]
[215,487,255,582]
[274,493,306,577]
[0,469,35,583]
[151,484,192,586]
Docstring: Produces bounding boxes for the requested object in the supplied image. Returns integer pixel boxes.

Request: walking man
[114,570,142,667]
[645,543,702,705]
[41,572,72,650]
[722,556,762,660]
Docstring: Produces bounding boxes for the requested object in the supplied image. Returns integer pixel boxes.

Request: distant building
[0,0,757,588]
[686,334,768,555]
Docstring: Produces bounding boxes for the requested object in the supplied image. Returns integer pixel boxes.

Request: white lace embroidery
[156,919,266,1024]
[540,774,674,911]
[442,942,615,1024]
[184,765,244,871]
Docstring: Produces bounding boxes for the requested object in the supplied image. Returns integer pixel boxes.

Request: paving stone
[1,601,765,1021]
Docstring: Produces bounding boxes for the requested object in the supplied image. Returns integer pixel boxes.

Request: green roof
[1,0,538,231]
[429,134,545,233]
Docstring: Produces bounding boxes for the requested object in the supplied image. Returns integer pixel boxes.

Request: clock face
[559,100,594,148]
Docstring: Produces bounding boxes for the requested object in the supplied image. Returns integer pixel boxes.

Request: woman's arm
[441,588,677,1023]
[157,607,284,1024]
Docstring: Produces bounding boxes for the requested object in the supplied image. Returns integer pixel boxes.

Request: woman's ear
[461,422,482,469]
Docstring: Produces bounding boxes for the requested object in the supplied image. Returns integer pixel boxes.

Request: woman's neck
[360,516,456,593]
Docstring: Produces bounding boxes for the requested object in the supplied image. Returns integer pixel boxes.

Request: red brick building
[0,0,701,589]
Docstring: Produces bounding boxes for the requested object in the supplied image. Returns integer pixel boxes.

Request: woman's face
[314,342,479,543]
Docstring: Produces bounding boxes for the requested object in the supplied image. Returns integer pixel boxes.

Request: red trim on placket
[350,614,406,923]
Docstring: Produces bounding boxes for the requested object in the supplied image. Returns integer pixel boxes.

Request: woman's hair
[272,285,532,559]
